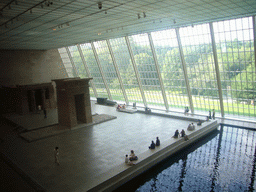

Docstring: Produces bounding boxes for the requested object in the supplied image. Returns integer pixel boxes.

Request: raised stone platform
[19,114,116,142]
[1,102,223,192]
[117,108,137,114]
[88,120,218,191]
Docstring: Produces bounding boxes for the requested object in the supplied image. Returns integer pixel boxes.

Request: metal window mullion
[106,39,129,104]
[148,33,169,111]
[223,27,235,115]
[77,44,98,98]
[175,28,194,114]
[253,16,256,70]
[209,22,224,117]
[253,16,256,117]
[91,42,112,100]
[235,20,245,116]
[125,36,147,107]
[66,47,79,77]
[229,21,239,115]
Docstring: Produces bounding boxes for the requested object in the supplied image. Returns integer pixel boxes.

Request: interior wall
[0,49,67,86]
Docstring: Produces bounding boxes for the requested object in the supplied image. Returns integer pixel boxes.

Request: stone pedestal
[53,78,92,128]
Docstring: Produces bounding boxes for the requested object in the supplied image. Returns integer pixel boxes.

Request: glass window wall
[58,15,256,120]
[179,24,220,115]
[213,17,255,117]
[128,34,164,109]
[151,29,190,111]
[93,40,125,102]
[109,37,143,105]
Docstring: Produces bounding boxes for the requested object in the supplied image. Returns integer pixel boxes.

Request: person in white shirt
[125,154,134,165]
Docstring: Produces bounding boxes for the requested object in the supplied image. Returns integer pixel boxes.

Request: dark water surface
[115,126,256,192]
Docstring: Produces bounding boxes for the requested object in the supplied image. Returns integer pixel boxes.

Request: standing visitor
[43,108,47,118]
[54,147,60,165]
[156,137,160,146]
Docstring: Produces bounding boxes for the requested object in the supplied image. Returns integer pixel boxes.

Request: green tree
[231,63,256,100]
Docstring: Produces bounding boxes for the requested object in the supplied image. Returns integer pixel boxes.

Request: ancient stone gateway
[53,78,92,128]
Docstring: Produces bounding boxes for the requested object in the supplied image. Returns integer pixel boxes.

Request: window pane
[213,16,255,118]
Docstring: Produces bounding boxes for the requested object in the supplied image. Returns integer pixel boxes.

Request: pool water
[115,126,256,192]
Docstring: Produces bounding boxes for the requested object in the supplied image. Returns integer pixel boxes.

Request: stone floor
[0,101,255,192]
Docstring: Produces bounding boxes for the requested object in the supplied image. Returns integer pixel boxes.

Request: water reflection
[115,126,256,192]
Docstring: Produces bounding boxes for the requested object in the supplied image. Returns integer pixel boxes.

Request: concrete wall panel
[0,49,67,86]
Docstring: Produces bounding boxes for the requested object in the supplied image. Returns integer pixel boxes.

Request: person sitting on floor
[156,137,160,146]
[197,119,202,126]
[129,150,138,161]
[173,129,179,138]
[125,154,134,165]
[180,129,186,137]
[149,140,156,149]
[184,134,189,141]
[145,107,151,113]
[116,104,121,110]
[187,123,195,131]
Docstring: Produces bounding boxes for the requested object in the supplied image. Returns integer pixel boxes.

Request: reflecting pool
[115,126,256,192]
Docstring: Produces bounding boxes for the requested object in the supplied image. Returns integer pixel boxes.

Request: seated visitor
[184,107,189,115]
[180,129,186,137]
[116,104,121,110]
[122,104,126,109]
[197,119,202,125]
[184,134,189,141]
[156,137,160,146]
[206,116,209,121]
[125,154,129,163]
[145,107,151,113]
[149,140,156,149]
[125,154,134,165]
[173,130,179,138]
[187,123,195,131]
[129,150,138,161]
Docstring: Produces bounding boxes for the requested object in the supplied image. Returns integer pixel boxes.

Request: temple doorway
[74,94,85,122]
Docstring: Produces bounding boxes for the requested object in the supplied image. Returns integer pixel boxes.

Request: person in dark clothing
[43,108,47,118]
[180,129,186,137]
[212,109,215,119]
[173,130,179,138]
[149,141,156,149]
[156,137,160,146]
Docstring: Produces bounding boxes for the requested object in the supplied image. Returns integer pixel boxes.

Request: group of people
[207,109,215,120]
[187,123,195,131]
[148,137,160,149]
[125,150,138,165]
[116,103,126,110]
[172,129,189,141]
